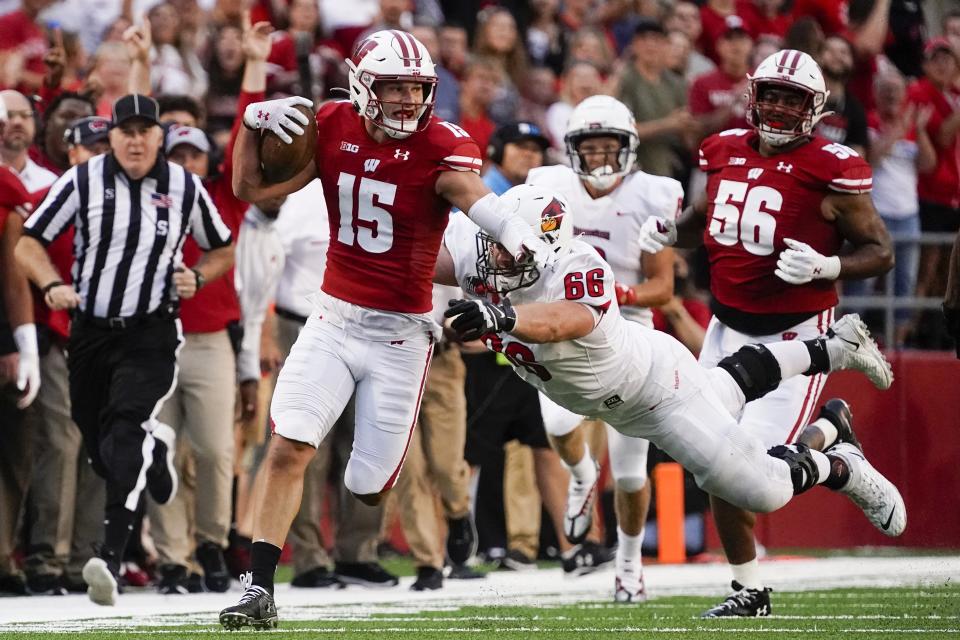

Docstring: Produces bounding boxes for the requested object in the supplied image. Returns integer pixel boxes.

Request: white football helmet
[747,49,830,147]
[477,184,574,293]
[564,95,638,191]
[345,30,438,139]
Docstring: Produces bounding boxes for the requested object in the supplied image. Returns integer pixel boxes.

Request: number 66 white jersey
[526,164,683,327]
[444,213,668,425]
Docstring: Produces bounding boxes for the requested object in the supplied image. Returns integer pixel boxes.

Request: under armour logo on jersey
[777,162,793,173]
[394,149,410,160]
[364,158,380,172]
[748,168,764,180]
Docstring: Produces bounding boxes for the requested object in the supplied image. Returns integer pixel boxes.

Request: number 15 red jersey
[698,129,871,315]
[314,100,482,314]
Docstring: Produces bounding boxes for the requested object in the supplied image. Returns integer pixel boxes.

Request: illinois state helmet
[476,184,574,293]
[564,95,638,190]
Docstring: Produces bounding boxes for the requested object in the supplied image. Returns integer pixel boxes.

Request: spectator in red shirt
[0,0,54,93]
[737,0,789,43]
[907,38,960,323]
[792,0,891,110]
[688,16,752,143]
[698,0,743,64]
[457,57,500,156]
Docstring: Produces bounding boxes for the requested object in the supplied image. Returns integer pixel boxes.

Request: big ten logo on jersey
[340,141,359,153]
[710,179,781,256]
[336,172,396,254]
[483,332,551,381]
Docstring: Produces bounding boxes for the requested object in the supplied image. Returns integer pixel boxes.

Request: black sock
[251,541,282,594]
[103,505,135,576]
[822,455,851,490]
[802,338,830,375]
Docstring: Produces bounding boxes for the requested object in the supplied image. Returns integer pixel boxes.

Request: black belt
[75,304,178,331]
[275,306,309,325]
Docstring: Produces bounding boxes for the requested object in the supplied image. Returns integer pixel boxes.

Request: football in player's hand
[259,104,317,184]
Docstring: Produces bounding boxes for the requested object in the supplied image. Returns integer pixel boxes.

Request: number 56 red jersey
[699,129,872,315]
[314,100,482,314]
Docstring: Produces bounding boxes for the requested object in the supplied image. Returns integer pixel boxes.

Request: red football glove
[615,282,637,306]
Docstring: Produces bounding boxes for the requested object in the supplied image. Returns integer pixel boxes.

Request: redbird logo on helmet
[540,198,566,234]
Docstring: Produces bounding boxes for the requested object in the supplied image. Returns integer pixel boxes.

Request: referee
[15,94,234,606]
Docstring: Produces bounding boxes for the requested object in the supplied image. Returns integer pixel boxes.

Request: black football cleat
[701,580,772,618]
[219,572,278,630]
[147,424,178,505]
[446,513,478,565]
[817,398,861,450]
[410,566,443,591]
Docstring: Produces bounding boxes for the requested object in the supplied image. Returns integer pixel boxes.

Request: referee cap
[112,94,160,127]
[165,125,210,154]
[64,116,111,148]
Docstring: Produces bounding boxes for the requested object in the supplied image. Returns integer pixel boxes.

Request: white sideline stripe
[3,556,958,629]
[62,628,960,635]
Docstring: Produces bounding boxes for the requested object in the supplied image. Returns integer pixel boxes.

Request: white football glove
[243,96,314,144]
[13,324,40,409]
[518,235,559,272]
[775,238,841,285]
[637,216,677,253]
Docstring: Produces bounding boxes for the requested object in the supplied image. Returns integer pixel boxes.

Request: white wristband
[13,323,38,356]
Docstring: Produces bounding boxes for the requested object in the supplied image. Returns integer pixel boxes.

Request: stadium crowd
[0,0,957,611]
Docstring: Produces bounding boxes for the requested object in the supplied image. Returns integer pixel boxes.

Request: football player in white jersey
[435,185,906,590]
[525,95,684,602]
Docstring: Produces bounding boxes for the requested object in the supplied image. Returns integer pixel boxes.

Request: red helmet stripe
[391,30,411,67]
[775,50,803,76]
[402,31,423,66]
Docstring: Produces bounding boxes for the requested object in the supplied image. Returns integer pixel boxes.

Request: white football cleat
[825,314,893,390]
[614,548,646,604]
[827,442,906,537]
[82,557,118,606]
[563,459,600,544]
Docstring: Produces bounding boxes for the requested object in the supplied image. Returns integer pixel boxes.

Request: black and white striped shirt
[23,154,232,319]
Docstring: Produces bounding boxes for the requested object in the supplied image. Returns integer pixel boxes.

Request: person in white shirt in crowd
[0,91,57,192]
[526,95,682,603]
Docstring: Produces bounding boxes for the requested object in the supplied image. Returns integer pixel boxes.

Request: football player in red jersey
[220,30,555,630]
[638,49,894,617]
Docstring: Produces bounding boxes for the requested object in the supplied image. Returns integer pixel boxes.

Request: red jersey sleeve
[810,140,873,194]
[0,166,31,212]
[427,119,483,174]
[698,129,750,173]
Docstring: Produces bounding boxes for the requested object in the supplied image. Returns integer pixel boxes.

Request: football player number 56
[336,172,395,253]
[709,179,781,256]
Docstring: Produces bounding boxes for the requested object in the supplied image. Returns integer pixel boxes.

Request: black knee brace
[768,443,819,494]
[717,344,782,402]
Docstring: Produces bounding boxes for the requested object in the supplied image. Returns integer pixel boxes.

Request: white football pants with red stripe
[270,303,434,497]
[697,308,835,449]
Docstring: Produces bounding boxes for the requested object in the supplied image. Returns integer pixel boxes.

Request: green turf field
[2,583,956,640]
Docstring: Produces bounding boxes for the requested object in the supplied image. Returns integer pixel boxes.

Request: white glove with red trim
[775,238,841,285]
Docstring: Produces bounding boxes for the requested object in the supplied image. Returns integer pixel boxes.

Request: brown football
[259,103,317,184]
